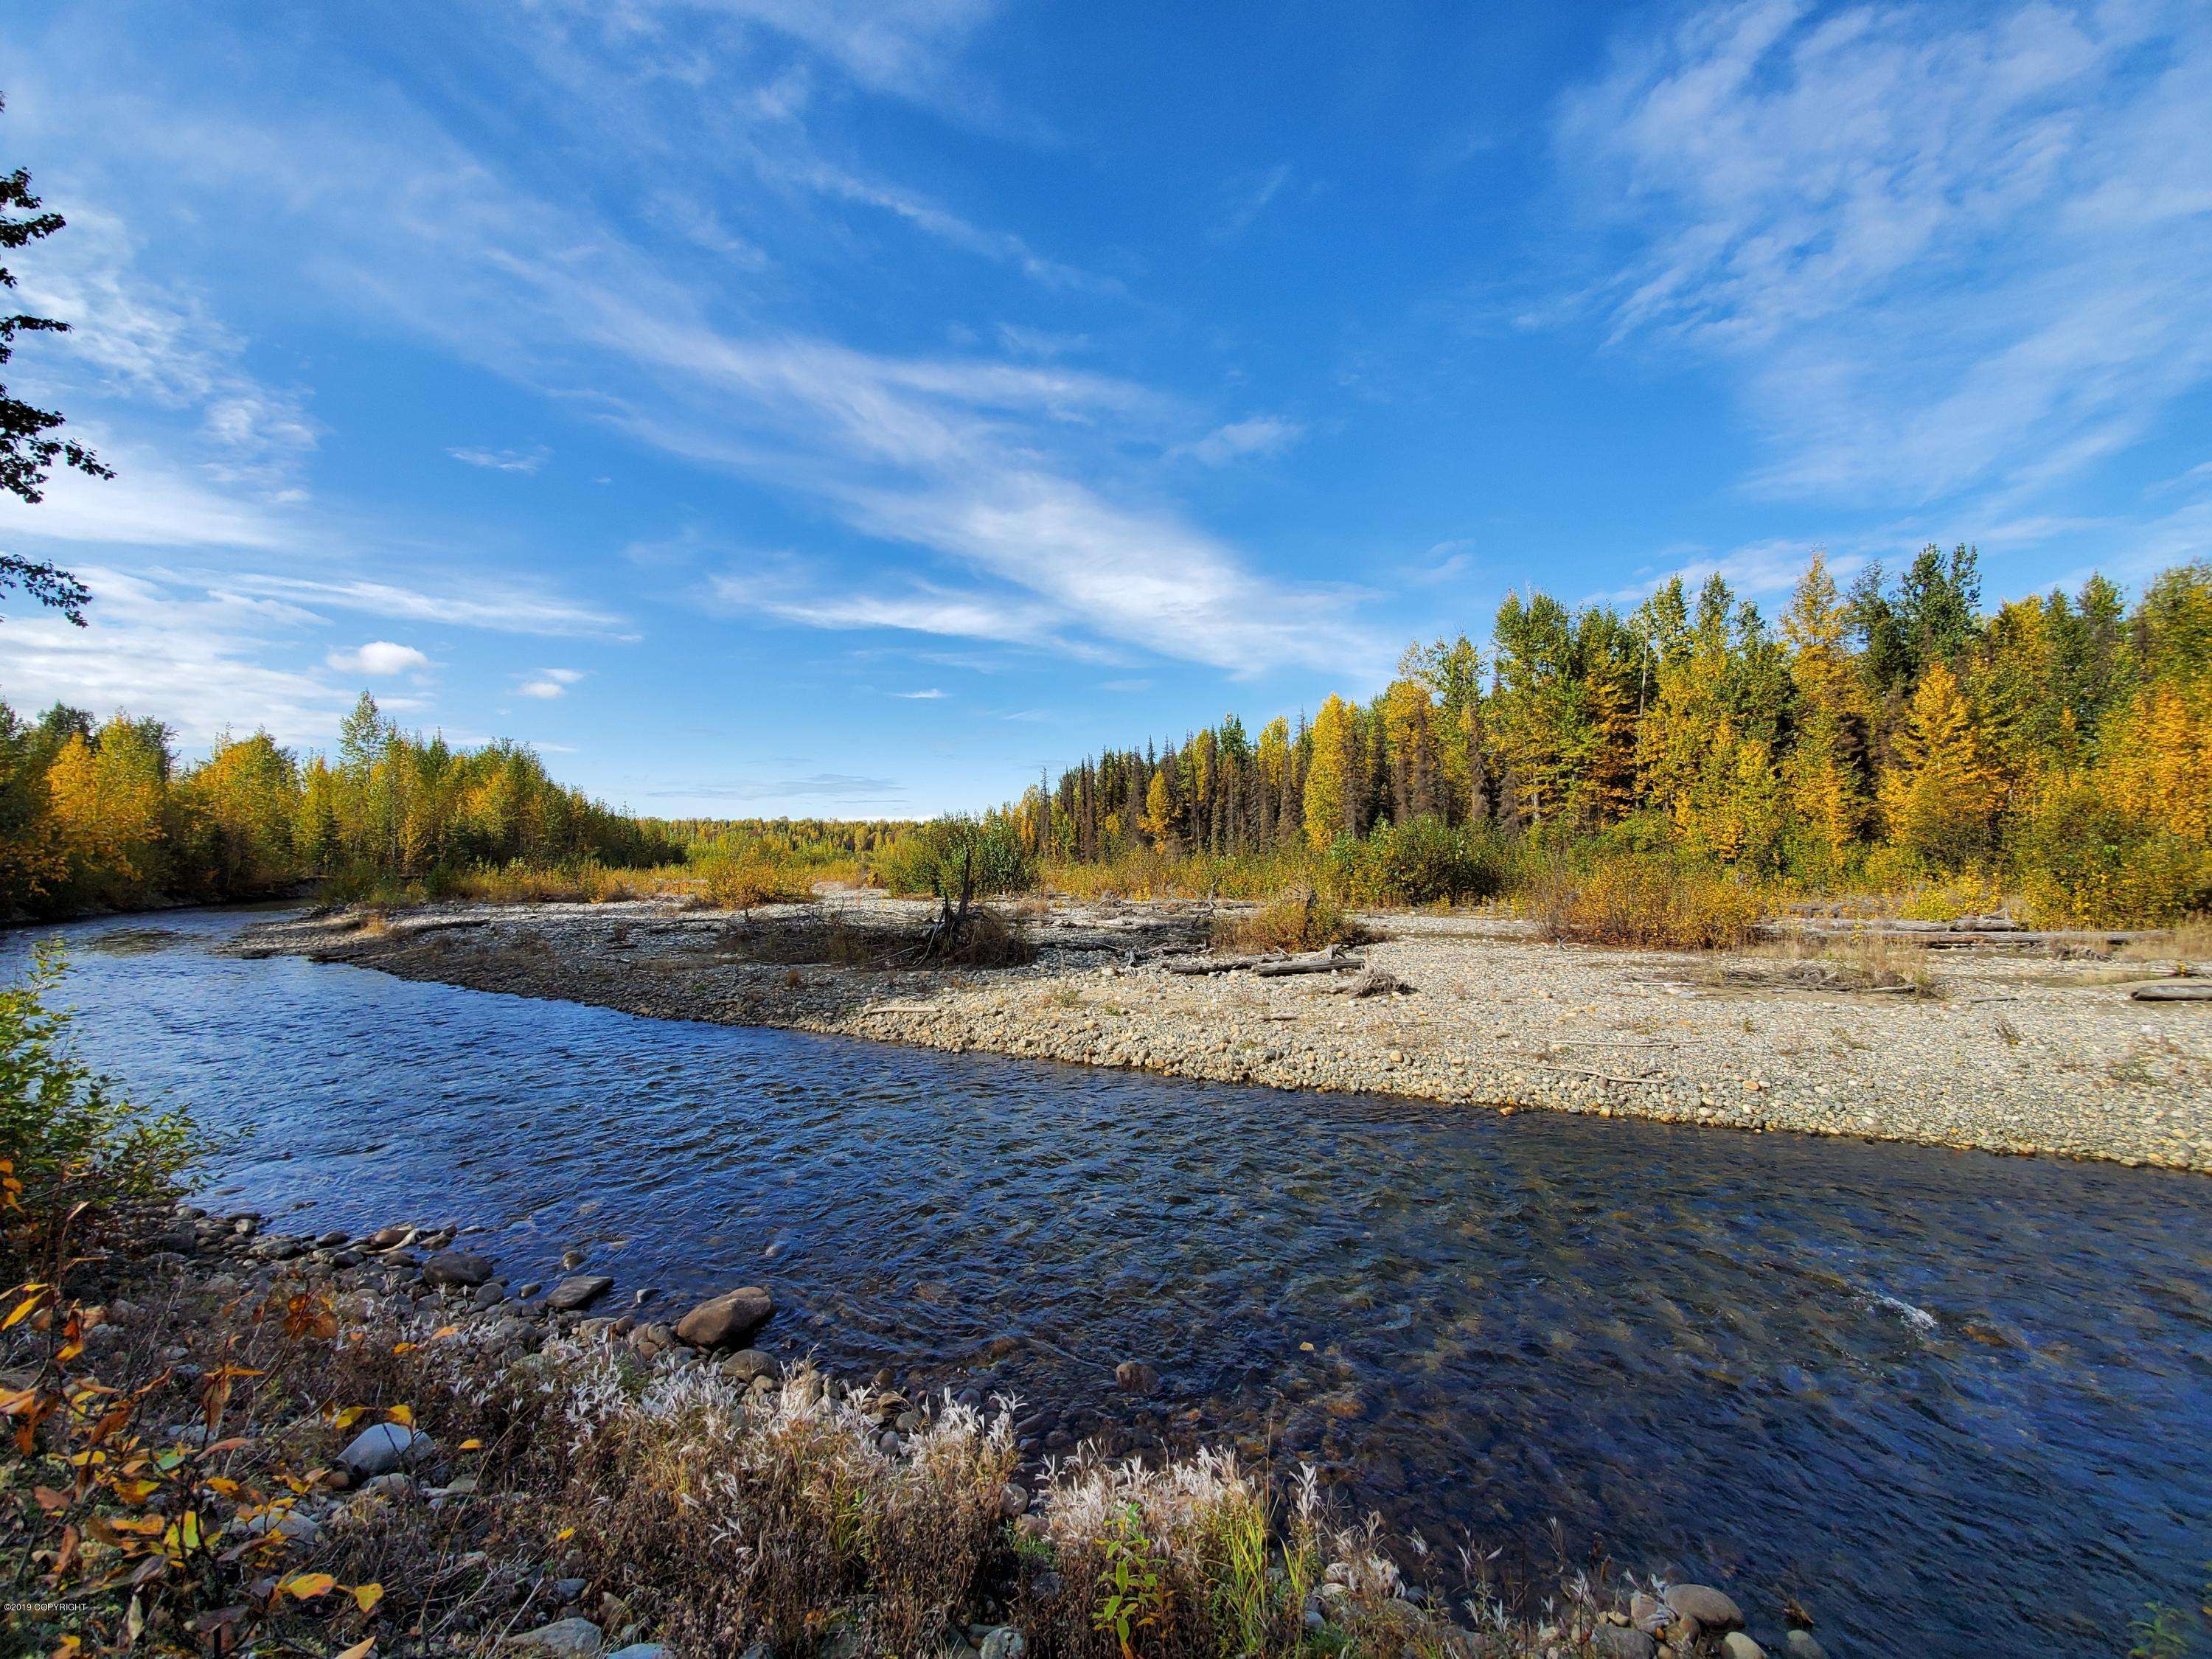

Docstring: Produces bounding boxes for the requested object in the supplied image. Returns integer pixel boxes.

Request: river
[12,907,2211,1655]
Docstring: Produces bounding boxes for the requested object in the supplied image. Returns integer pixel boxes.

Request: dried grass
[1714,933,1943,998]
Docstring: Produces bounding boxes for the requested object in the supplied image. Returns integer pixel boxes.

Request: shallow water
[15,908,2212,1655]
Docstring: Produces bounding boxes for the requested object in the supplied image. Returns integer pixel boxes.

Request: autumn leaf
[352,1581,385,1613]
[384,1405,413,1427]
[3,1287,49,1329]
[282,1571,338,1599]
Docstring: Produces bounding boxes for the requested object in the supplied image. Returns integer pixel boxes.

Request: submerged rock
[546,1275,615,1312]
[423,1250,496,1287]
[1114,1360,1159,1395]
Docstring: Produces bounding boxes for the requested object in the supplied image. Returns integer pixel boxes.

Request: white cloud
[1559,0,2212,504]
[0,566,347,745]
[449,445,551,473]
[890,687,946,698]
[1169,415,1306,467]
[327,639,431,676]
[517,667,585,698]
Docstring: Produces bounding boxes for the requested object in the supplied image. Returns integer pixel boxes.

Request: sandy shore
[233,892,2212,1173]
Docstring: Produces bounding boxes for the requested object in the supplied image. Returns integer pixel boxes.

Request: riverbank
[10,1203,1798,1658]
[233,892,2212,1172]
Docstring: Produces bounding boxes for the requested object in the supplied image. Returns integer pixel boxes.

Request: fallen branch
[1253,945,1365,978]
[1164,952,1280,975]
[2133,983,2212,1002]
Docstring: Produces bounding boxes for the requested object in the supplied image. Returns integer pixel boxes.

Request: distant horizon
[1,1,2207,816]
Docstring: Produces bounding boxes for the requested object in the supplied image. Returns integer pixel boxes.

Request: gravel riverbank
[233,894,2212,1173]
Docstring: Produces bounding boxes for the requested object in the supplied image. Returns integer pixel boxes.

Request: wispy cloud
[890,686,946,698]
[449,445,550,473]
[1213,164,1292,242]
[226,574,622,637]
[1558,0,2212,504]
[709,566,1082,653]
[12,206,319,489]
[646,770,908,807]
[0,443,291,549]
[1169,415,1305,467]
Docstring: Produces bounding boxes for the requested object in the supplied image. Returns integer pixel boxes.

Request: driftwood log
[1327,967,1415,997]
[1763,922,2163,948]
[2133,983,2212,1002]
[1163,945,1368,978]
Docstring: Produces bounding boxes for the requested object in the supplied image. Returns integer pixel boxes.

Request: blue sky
[1,0,2207,817]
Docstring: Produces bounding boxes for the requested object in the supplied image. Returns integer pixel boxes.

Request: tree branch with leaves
[0,92,110,626]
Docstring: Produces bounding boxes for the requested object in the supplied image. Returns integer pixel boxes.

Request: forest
[0,692,682,918]
[4,546,2208,930]
[1004,548,2212,926]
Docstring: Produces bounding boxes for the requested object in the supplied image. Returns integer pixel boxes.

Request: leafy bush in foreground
[0,942,195,1278]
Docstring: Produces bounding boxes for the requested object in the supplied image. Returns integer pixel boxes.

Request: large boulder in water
[1664,1585,1744,1632]
[674,1286,774,1349]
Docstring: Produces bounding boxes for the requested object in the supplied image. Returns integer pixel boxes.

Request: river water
[11,908,2211,1654]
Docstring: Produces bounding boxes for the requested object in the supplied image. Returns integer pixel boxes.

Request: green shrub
[1,942,197,1277]
[1315,817,1506,907]
[881,814,1037,899]
[2013,782,2212,926]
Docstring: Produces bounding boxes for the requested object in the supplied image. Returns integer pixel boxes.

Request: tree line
[1010,548,2212,922]
[0,692,681,917]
